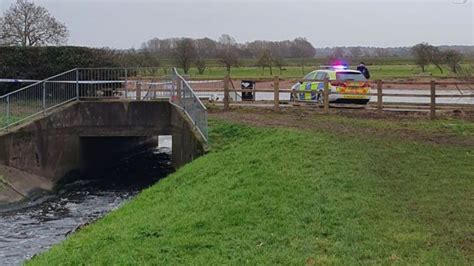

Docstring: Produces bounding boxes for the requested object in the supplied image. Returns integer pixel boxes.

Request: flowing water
[0,137,173,265]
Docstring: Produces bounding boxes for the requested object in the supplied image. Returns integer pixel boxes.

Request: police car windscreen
[336,72,367,81]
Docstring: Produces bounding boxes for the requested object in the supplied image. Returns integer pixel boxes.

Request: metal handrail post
[124,68,128,99]
[5,96,10,130]
[76,69,79,100]
[42,82,46,114]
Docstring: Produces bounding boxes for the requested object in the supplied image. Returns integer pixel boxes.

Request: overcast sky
[1,0,473,48]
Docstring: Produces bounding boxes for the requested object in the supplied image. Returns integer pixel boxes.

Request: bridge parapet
[0,67,208,142]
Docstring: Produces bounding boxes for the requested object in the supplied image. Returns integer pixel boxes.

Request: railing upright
[75,69,79,100]
[170,68,208,141]
[5,96,10,130]
[42,82,46,114]
[124,69,128,99]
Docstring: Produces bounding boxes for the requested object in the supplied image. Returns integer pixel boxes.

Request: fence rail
[190,76,474,118]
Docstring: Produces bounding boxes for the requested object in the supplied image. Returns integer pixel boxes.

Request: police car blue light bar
[319,65,349,70]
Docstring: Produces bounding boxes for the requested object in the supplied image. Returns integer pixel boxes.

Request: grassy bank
[29,116,473,264]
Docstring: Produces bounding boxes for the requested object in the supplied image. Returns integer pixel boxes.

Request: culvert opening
[79,136,171,176]
[0,135,174,264]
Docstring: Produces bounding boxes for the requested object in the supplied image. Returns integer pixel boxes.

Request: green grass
[0,175,6,189]
[29,118,473,265]
[171,64,469,80]
[159,57,474,79]
[0,113,29,129]
[305,114,474,138]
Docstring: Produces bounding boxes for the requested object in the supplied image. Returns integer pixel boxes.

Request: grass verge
[175,64,468,80]
[29,118,473,264]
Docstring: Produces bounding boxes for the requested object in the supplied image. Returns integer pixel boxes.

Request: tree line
[141,34,316,74]
[411,43,464,74]
[141,35,470,75]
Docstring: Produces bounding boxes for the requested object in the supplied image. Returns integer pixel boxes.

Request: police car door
[314,72,327,101]
[299,71,317,101]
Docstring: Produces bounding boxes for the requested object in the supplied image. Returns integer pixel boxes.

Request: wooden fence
[122,77,474,119]
[215,76,474,119]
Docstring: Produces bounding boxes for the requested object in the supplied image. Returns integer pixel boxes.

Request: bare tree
[457,65,473,81]
[194,38,218,58]
[256,49,273,75]
[218,34,237,46]
[141,37,179,58]
[290,37,316,74]
[195,57,206,75]
[444,49,463,74]
[329,47,345,61]
[350,47,363,60]
[218,47,239,74]
[217,34,239,74]
[430,46,445,74]
[173,38,197,74]
[271,50,286,76]
[412,43,433,72]
[375,48,389,57]
[0,0,68,46]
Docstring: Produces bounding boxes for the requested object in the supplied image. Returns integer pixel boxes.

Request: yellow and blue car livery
[291,66,371,105]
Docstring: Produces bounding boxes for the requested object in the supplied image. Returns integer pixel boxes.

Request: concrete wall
[170,106,206,169]
[0,100,206,205]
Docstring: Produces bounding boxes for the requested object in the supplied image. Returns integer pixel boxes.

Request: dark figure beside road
[357,62,371,79]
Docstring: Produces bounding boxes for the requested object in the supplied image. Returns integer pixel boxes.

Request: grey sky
[1,0,473,48]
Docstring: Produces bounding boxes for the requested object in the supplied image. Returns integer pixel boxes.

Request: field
[158,57,474,80]
[169,64,472,80]
[29,108,473,265]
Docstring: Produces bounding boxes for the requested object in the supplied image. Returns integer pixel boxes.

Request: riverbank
[1,146,173,265]
[29,108,473,264]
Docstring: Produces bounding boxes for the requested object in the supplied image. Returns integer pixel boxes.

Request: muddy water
[0,137,173,265]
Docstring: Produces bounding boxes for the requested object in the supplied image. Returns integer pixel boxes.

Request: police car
[291,65,371,104]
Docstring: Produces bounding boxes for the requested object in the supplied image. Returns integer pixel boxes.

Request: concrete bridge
[0,68,207,206]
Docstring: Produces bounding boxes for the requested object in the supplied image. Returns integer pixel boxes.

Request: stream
[0,137,173,265]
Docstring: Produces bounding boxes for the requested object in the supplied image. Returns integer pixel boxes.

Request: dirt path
[209,106,474,147]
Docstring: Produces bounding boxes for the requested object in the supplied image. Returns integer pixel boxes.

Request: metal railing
[0,67,209,141]
[0,69,78,130]
[170,68,208,141]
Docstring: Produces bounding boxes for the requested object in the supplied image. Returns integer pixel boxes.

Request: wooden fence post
[377,80,383,112]
[224,75,230,111]
[274,76,280,111]
[136,81,142,100]
[176,79,182,104]
[430,80,436,119]
[323,77,329,114]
